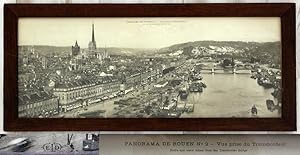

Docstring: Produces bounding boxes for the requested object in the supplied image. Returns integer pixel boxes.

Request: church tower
[88,24,97,52]
[72,40,80,56]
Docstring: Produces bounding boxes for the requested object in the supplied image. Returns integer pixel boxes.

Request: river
[181,73,281,118]
[60,71,280,118]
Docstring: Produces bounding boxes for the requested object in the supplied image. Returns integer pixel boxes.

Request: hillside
[156,40,281,64]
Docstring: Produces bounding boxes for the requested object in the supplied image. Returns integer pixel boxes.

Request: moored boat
[266,99,276,112]
[189,82,203,92]
[190,73,203,81]
[179,86,189,100]
[185,103,194,113]
[179,90,189,100]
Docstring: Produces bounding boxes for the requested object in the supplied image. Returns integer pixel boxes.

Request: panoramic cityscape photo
[17,17,282,118]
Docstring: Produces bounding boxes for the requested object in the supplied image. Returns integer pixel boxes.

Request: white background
[0,0,299,134]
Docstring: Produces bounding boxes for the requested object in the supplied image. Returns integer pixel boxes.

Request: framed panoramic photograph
[4,4,296,131]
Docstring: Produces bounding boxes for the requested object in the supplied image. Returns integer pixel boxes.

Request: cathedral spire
[88,24,97,52]
[92,24,95,42]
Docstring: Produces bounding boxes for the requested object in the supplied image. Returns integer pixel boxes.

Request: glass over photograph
[17,17,282,118]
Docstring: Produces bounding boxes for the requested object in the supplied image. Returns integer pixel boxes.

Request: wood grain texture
[0,0,297,134]
[5,0,299,134]
[3,4,296,131]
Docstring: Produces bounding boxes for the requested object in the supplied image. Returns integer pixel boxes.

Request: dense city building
[18,92,59,117]
[53,77,120,112]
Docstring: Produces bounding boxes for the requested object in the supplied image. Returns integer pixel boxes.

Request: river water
[181,73,281,118]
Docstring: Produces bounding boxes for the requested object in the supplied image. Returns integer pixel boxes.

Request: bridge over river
[194,62,252,74]
[200,67,252,74]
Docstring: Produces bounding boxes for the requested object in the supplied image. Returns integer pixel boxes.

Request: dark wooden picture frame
[4,4,296,131]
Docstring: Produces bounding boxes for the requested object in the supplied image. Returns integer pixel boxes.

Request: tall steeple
[92,24,95,43]
[88,24,97,52]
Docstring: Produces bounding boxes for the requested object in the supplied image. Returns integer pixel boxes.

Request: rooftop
[19,91,58,105]
[54,76,119,89]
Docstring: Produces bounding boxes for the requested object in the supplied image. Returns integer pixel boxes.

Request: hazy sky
[18,17,281,48]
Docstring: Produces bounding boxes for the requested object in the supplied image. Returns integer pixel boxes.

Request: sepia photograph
[17,17,282,119]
